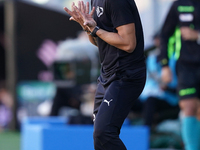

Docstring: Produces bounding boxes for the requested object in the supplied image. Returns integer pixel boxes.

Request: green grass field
[0,131,20,150]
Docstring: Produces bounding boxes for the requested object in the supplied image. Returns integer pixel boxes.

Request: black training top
[91,0,146,85]
[158,0,200,67]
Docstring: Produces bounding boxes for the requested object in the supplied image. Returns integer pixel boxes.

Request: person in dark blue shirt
[158,0,200,150]
[64,0,146,149]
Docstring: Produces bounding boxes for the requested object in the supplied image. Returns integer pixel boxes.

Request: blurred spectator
[68,83,96,124]
[49,31,99,123]
[0,84,13,131]
[50,86,82,116]
[0,3,12,131]
[137,33,179,129]
[158,0,200,150]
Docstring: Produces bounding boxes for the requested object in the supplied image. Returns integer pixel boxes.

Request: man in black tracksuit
[158,0,200,150]
[64,0,146,149]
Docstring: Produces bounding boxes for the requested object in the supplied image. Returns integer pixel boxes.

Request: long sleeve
[158,2,178,67]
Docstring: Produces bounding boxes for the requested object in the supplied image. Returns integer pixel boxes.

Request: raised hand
[64,1,96,32]
[161,66,172,84]
[181,27,199,41]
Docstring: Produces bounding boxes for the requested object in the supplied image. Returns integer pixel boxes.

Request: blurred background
[0,0,183,150]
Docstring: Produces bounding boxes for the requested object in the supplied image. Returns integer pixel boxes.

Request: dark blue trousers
[93,71,146,150]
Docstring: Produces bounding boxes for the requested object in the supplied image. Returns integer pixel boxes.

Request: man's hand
[161,66,172,84]
[64,1,96,32]
[181,27,199,41]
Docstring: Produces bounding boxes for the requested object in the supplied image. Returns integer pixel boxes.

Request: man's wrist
[90,26,100,37]
[82,27,91,35]
[84,29,91,35]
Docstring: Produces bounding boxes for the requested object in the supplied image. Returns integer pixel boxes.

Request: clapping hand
[64,1,96,32]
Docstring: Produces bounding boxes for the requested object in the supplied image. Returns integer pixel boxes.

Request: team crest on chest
[96,6,104,17]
